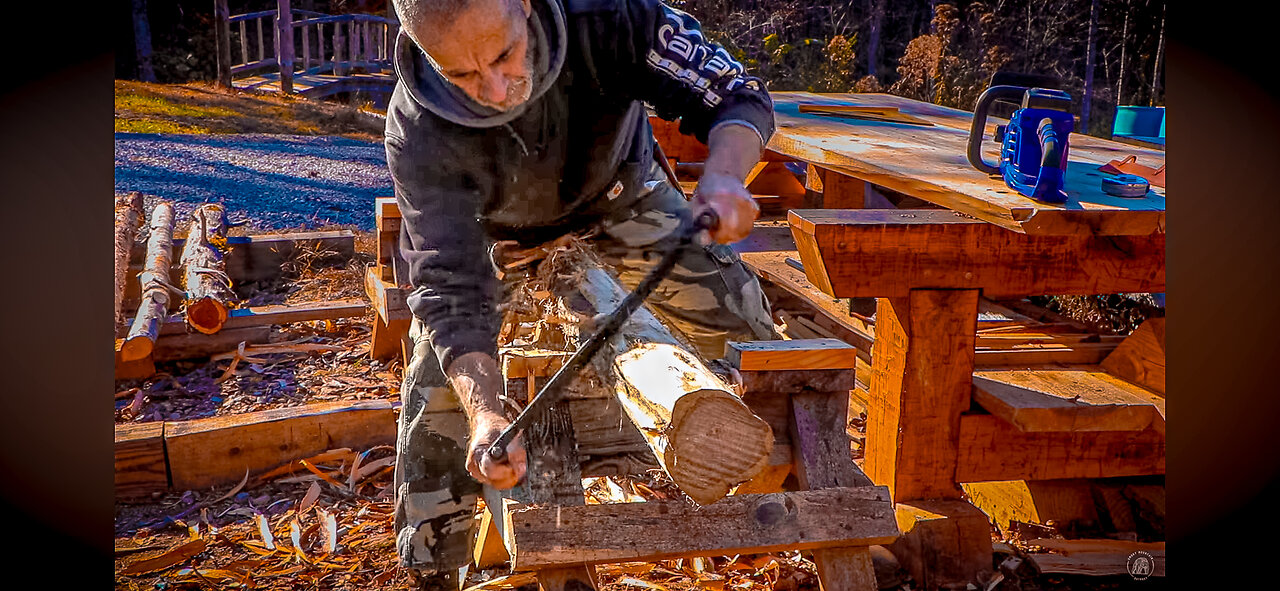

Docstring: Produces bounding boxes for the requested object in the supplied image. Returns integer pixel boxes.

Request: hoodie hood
[394,0,567,128]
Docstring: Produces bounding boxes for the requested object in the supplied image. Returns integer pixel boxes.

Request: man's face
[418,0,535,112]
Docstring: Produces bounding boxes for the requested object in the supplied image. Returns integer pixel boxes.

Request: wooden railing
[217,1,399,95]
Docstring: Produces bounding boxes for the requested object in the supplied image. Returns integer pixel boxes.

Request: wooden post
[866,290,978,502]
[239,20,248,66]
[275,0,294,94]
[334,21,347,76]
[257,17,265,63]
[214,0,232,87]
[301,24,310,71]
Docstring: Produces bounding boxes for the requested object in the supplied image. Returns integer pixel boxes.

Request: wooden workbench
[760,92,1166,589]
[768,91,1166,236]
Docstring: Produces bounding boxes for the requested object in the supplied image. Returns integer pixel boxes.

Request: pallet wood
[1100,317,1166,396]
[155,299,368,337]
[789,209,1166,299]
[115,421,169,499]
[961,480,1101,537]
[180,204,237,334]
[727,338,858,371]
[867,290,979,502]
[114,192,146,328]
[122,203,177,362]
[768,92,1166,236]
[506,487,898,569]
[164,400,396,491]
[548,247,774,505]
[972,366,1166,433]
[955,414,1165,482]
[151,326,272,362]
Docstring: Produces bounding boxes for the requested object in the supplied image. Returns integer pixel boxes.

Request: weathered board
[115,422,169,499]
[956,414,1164,482]
[727,338,858,371]
[506,487,898,569]
[1100,317,1166,396]
[165,400,397,491]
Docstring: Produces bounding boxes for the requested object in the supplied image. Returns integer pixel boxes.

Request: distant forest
[118,0,1165,136]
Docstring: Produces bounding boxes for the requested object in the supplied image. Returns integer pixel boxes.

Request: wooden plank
[152,326,272,362]
[727,338,857,371]
[370,312,411,362]
[364,265,411,322]
[790,209,1165,299]
[165,400,396,491]
[738,250,875,355]
[1101,317,1166,396]
[956,414,1164,482]
[972,366,1165,433]
[115,422,169,499]
[154,299,367,337]
[961,480,1101,537]
[507,487,898,569]
[866,290,979,502]
[474,500,513,569]
[768,91,1165,236]
[1029,547,1165,577]
[790,391,874,489]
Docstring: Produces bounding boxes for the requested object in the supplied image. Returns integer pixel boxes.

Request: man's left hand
[692,171,759,244]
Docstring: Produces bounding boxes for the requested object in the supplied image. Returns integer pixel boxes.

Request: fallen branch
[115,192,146,328]
[181,203,237,334]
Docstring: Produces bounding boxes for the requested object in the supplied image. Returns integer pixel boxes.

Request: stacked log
[541,243,775,505]
[180,204,237,334]
[114,192,146,328]
[121,202,177,362]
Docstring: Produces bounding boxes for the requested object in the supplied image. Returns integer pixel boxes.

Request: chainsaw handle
[967,85,1029,176]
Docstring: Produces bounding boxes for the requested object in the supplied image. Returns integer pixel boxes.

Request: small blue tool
[967,86,1076,203]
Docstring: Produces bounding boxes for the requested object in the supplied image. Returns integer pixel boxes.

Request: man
[385,0,778,586]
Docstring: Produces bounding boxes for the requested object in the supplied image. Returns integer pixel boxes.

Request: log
[122,202,176,362]
[544,245,775,505]
[114,192,146,328]
[180,204,237,334]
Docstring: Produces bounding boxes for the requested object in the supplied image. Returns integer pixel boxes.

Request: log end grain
[186,297,230,334]
[667,389,776,505]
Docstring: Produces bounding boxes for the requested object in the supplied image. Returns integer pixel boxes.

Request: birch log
[180,204,236,334]
[114,192,145,328]
[122,202,176,362]
[544,244,775,505]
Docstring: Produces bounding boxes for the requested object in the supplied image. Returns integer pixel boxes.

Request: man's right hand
[465,413,528,490]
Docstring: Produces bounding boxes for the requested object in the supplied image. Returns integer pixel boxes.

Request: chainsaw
[966,85,1075,203]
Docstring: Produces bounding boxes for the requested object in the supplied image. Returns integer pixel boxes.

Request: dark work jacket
[383,0,776,370]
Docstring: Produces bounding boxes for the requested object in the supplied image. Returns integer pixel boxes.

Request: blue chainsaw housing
[968,86,1075,204]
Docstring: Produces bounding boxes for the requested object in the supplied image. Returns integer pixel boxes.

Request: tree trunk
[131,0,156,82]
[1149,1,1165,106]
[276,0,294,94]
[542,244,774,505]
[122,203,176,362]
[180,204,237,334]
[1116,0,1130,107]
[214,0,233,88]
[866,0,884,78]
[114,192,146,329]
[1081,0,1100,133]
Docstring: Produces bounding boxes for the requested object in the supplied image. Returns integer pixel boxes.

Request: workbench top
[766,92,1166,236]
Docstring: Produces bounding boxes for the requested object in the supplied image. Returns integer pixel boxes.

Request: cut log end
[120,335,155,363]
[186,297,230,334]
[667,389,776,505]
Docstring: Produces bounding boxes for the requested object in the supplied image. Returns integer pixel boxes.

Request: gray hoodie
[384,0,776,371]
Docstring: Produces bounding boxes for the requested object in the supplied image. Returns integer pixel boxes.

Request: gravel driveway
[114,133,392,232]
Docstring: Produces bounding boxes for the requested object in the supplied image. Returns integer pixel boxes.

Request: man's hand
[692,171,759,244]
[696,122,766,244]
[446,351,527,489]
[465,413,527,490]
